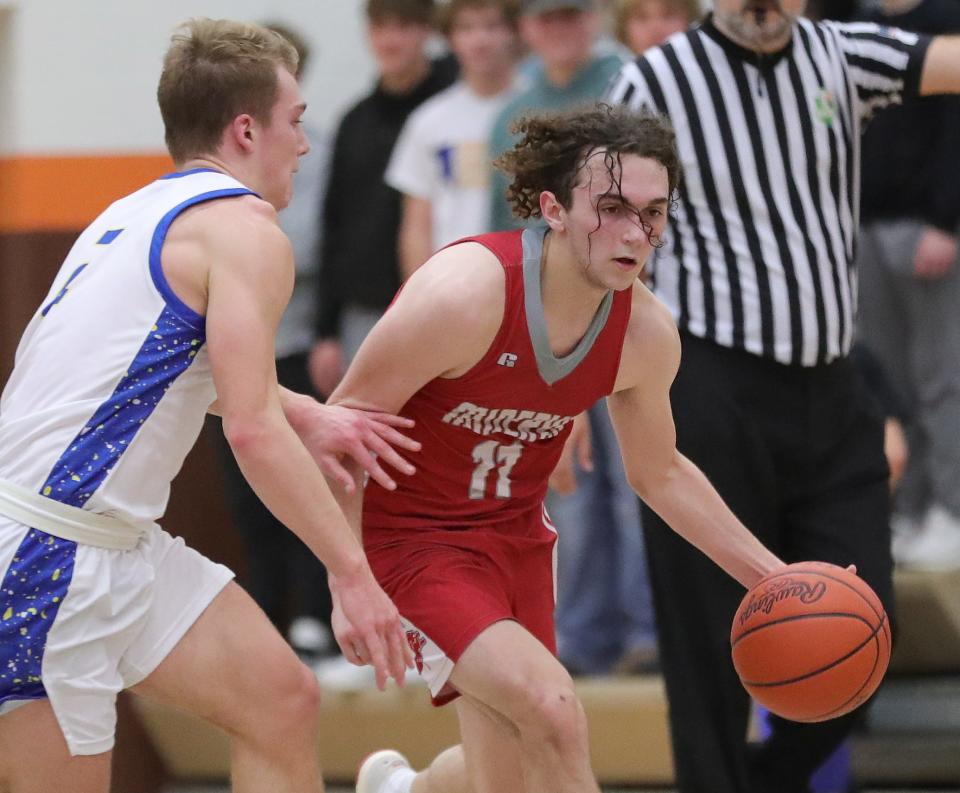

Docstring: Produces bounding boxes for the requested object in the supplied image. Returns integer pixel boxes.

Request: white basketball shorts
[0,515,234,755]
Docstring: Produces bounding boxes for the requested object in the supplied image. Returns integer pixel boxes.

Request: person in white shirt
[386,0,521,278]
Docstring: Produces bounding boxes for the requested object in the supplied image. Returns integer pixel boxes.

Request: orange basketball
[730,562,891,723]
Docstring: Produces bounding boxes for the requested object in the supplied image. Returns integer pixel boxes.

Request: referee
[606,3,960,792]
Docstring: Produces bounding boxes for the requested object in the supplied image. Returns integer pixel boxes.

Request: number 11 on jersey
[469,440,523,500]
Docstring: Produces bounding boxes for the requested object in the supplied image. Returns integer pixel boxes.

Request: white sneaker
[900,504,960,572]
[356,749,414,793]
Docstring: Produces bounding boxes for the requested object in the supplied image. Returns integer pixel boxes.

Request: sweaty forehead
[575,150,669,205]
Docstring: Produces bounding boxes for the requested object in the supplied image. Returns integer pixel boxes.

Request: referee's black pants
[641,333,894,793]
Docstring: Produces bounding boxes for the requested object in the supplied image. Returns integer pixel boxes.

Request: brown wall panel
[0,230,77,383]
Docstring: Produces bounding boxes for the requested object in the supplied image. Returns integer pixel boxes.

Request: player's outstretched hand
[330,566,414,691]
[296,403,421,492]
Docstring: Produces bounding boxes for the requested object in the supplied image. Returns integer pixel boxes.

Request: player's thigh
[0,700,111,793]
[455,696,522,793]
[130,581,317,735]
[449,619,577,728]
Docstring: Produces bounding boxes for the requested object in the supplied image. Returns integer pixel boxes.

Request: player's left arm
[920,35,960,96]
[607,287,783,589]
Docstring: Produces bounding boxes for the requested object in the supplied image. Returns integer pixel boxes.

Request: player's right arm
[172,196,409,688]
[607,284,784,589]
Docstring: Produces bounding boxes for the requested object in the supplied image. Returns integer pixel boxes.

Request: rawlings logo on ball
[738,578,827,626]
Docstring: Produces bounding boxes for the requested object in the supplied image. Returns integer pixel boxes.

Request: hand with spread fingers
[330,566,414,690]
[288,395,422,492]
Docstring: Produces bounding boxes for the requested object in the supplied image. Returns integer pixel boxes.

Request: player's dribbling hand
[330,566,414,691]
[296,403,421,492]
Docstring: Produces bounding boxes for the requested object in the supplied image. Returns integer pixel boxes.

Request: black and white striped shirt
[606,16,930,366]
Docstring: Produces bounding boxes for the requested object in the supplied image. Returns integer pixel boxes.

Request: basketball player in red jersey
[330,104,785,793]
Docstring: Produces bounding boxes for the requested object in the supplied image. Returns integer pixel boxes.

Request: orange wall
[0,153,173,233]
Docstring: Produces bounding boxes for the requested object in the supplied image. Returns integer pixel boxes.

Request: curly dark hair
[495,103,680,221]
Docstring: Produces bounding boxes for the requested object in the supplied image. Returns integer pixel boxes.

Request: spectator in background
[310,0,456,397]
[854,0,960,571]
[613,0,701,55]
[487,0,624,233]
[387,0,522,279]
[216,21,334,663]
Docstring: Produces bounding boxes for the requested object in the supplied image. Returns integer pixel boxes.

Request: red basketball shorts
[366,521,557,706]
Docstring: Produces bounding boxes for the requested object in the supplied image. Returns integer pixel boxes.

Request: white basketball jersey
[0,168,255,527]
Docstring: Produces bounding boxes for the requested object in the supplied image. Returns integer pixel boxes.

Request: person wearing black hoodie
[310,0,457,397]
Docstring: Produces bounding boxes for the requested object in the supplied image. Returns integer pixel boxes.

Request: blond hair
[157,18,298,163]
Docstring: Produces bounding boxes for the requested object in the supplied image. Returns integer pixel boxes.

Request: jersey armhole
[148,188,254,331]
[606,286,636,394]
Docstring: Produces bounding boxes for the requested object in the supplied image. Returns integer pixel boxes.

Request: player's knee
[514,682,587,750]
[285,661,322,724]
[259,657,321,739]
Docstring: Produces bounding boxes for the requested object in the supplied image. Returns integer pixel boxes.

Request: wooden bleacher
[888,569,960,674]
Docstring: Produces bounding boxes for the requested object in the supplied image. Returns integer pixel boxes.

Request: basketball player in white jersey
[0,19,414,793]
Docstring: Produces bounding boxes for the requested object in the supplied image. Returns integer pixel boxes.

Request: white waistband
[0,479,147,551]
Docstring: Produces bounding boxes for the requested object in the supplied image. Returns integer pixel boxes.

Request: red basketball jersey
[363,229,633,541]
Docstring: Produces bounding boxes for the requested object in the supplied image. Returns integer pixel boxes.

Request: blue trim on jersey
[148,187,254,329]
[96,228,123,245]
[159,167,221,180]
[40,305,206,508]
[0,529,77,708]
